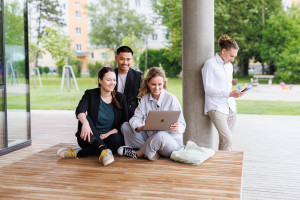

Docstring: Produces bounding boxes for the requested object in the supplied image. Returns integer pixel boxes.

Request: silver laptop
[143,110,181,131]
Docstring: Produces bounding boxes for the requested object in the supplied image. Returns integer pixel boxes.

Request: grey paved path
[232,114,300,200]
[239,84,300,102]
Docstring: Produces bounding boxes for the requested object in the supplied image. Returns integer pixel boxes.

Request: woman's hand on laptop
[170,122,179,131]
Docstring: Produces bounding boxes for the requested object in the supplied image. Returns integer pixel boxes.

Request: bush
[14,59,25,77]
[139,49,181,77]
[43,66,50,74]
[71,59,82,78]
[38,66,43,75]
[56,59,65,77]
[88,61,104,77]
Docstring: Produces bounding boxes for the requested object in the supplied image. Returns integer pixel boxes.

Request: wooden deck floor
[0,143,243,200]
[4,110,300,199]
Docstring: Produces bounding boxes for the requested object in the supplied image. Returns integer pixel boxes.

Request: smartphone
[241,87,251,92]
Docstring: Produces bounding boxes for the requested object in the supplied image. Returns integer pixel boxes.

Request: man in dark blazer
[115,46,143,119]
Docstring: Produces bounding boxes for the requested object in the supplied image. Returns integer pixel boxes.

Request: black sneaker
[117,146,138,159]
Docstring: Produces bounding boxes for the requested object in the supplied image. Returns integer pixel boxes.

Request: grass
[28,75,300,115]
[237,100,300,115]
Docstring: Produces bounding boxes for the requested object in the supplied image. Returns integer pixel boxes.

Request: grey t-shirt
[117,73,127,94]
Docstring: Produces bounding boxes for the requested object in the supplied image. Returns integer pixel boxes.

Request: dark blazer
[75,88,128,135]
[115,68,143,119]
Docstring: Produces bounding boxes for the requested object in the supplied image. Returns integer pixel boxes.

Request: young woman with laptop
[118,67,186,160]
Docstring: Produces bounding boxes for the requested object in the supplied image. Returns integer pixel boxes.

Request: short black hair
[116,46,134,55]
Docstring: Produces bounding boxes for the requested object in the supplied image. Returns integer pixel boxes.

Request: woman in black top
[57,67,128,166]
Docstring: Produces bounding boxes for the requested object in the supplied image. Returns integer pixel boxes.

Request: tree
[261,5,300,82]
[215,0,283,76]
[152,0,182,62]
[28,0,65,69]
[4,0,24,45]
[87,0,152,53]
[153,0,282,76]
[40,25,75,75]
[139,49,181,77]
[121,32,143,67]
[29,40,39,64]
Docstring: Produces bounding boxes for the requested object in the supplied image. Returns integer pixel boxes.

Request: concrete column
[182,0,214,148]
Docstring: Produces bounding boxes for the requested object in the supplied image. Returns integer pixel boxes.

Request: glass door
[4,0,30,148]
[0,0,5,150]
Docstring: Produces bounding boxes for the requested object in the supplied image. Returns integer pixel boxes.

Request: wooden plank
[0,144,243,200]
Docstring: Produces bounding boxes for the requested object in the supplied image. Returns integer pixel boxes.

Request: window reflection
[0,0,4,149]
[0,87,4,149]
[4,0,29,147]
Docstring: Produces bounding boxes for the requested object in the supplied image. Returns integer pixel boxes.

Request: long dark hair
[98,67,121,109]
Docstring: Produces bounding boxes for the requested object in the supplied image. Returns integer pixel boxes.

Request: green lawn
[237,100,300,115]
[29,75,300,115]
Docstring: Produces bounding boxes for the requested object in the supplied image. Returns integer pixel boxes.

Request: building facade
[62,0,89,72]
[37,0,167,73]
[0,0,31,155]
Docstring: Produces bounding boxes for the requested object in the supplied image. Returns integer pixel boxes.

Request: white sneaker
[57,147,81,158]
[99,149,114,166]
[117,146,138,159]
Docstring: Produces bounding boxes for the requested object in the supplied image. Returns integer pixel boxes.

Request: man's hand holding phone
[241,87,251,92]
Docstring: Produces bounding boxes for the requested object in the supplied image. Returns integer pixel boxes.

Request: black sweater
[75,88,128,135]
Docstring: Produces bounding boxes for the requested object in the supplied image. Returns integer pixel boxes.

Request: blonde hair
[218,35,239,50]
[137,67,168,99]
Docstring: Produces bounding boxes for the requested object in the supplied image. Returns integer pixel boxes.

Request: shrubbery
[43,66,50,74]
[88,61,105,77]
[139,49,181,77]
[38,66,43,75]
[71,59,82,78]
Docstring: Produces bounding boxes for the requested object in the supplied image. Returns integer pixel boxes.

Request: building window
[152,33,158,40]
[101,52,107,59]
[76,27,81,35]
[75,11,81,18]
[63,4,66,9]
[76,44,82,51]
[91,52,94,59]
[75,2,80,6]
[135,0,141,6]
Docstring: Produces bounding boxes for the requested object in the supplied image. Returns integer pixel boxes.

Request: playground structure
[280,82,293,93]
[31,66,42,88]
[60,65,79,92]
[7,58,19,86]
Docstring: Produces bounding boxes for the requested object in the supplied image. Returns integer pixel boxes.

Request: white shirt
[129,89,186,139]
[202,53,236,115]
[117,73,127,94]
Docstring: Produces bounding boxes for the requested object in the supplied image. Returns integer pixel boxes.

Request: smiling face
[147,75,164,100]
[220,48,238,63]
[98,71,116,92]
[115,52,133,74]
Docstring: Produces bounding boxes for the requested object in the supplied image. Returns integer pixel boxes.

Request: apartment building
[35,0,167,73]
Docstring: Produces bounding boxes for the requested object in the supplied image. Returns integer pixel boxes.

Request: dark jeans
[76,115,124,157]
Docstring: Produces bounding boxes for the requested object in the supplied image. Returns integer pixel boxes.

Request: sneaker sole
[103,158,115,166]
[57,148,67,157]
[117,146,131,156]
